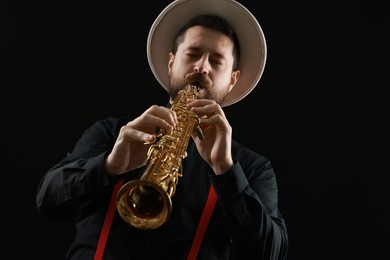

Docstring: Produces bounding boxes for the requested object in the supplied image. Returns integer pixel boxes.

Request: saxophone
[116,85,204,230]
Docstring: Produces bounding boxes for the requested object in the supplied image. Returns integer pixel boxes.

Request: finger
[122,126,156,143]
[147,115,175,131]
[146,105,178,128]
[187,99,223,118]
[186,98,215,108]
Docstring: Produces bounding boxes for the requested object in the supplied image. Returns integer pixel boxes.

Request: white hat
[147,0,267,107]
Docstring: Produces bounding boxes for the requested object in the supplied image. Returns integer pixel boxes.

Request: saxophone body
[116,85,203,230]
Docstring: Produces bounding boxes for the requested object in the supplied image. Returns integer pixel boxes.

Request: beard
[168,72,229,104]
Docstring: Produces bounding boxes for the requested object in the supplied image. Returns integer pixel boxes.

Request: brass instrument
[116,85,204,230]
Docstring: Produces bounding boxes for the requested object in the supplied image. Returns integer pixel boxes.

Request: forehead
[181,26,234,54]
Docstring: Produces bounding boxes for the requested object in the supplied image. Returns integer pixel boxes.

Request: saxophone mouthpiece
[190,81,201,90]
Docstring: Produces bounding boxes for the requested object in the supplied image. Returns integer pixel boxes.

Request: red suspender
[94,179,124,260]
[94,181,217,260]
[187,184,217,260]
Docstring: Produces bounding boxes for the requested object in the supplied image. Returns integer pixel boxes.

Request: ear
[228,69,240,92]
[168,52,175,75]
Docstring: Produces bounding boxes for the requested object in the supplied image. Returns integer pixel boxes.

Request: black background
[1,0,388,259]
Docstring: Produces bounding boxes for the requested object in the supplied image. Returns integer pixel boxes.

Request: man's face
[167,26,239,104]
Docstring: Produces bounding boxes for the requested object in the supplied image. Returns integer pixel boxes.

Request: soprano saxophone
[116,85,204,230]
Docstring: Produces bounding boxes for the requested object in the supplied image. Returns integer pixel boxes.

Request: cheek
[209,81,231,102]
[172,60,186,72]
[171,62,191,79]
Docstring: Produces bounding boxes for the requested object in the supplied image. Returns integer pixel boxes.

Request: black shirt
[36,117,288,259]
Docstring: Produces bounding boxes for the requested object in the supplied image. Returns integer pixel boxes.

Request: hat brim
[147,0,267,107]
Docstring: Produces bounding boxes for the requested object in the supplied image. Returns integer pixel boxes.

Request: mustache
[184,72,211,90]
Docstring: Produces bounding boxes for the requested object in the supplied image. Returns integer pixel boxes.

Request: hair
[172,14,240,70]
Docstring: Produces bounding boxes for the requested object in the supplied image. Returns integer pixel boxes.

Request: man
[36,0,288,259]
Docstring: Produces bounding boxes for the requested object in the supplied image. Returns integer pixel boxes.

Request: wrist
[213,159,234,175]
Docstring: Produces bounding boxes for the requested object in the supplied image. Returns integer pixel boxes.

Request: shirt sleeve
[210,159,289,259]
[36,118,121,219]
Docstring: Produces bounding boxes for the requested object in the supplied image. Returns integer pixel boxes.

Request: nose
[194,66,209,74]
[193,57,210,74]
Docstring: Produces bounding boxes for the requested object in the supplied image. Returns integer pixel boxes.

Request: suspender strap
[94,181,217,260]
[187,184,217,260]
[94,179,124,260]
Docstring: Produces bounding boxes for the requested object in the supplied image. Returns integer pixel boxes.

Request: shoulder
[231,140,269,162]
[92,116,132,132]
[231,140,273,172]
[80,117,131,142]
